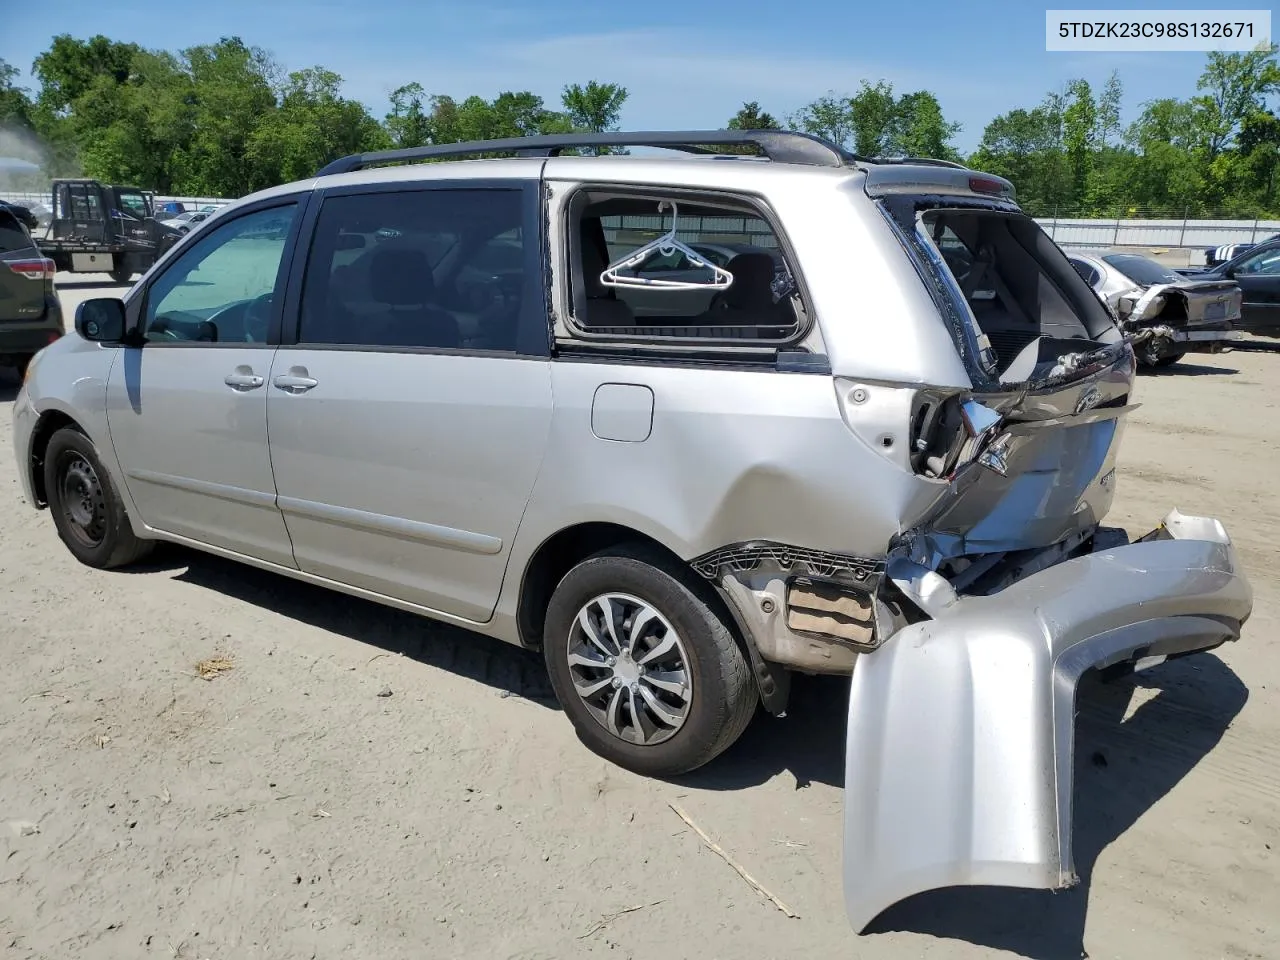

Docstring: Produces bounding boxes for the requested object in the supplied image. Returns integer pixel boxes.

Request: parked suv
[12,131,1252,931]
[0,204,62,377]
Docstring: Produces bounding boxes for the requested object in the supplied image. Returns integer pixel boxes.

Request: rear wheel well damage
[516,522,790,715]
[28,410,82,508]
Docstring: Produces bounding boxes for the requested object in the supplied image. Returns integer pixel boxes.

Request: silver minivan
[12,131,1253,931]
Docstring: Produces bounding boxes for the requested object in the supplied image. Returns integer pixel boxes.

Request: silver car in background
[11,130,1253,932]
[1067,250,1242,367]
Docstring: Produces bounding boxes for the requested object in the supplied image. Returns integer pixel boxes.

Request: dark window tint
[299,189,526,351]
[1101,254,1180,286]
[57,183,103,221]
[0,209,33,253]
[1069,258,1100,286]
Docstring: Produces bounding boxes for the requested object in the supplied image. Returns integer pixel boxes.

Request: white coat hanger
[598,200,734,291]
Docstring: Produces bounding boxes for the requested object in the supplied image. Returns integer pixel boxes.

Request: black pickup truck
[32,179,182,283]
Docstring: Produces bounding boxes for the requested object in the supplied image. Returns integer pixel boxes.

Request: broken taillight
[6,257,56,280]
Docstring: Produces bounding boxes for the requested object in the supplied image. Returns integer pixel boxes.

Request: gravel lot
[2,278,1278,960]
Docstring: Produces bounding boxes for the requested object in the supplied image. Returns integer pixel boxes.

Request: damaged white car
[12,130,1253,932]
[1067,250,1243,368]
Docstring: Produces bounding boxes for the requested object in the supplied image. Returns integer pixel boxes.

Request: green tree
[1095,70,1123,147]
[789,93,858,150]
[1062,79,1097,205]
[968,96,1068,214]
[386,82,431,148]
[791,83,959,159]
[0,59,34,130]
[561,80,627,133]
[847,80,898,156]
[727,101,778,129]
[888,90,961,160]
[32,34,140,115]
[246,67,385,185]
[1194,45,1280,158]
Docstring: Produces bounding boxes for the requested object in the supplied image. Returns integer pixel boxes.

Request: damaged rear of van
[773,162,1254,929]
[18,129,1250,936]
[532,146,1254,930]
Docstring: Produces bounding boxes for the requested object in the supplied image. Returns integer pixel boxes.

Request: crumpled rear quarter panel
[510,361,946,567]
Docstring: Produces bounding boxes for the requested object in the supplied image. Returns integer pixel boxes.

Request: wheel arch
[514,520,788,713]
[27,409,84,508]
[516,521,685,651]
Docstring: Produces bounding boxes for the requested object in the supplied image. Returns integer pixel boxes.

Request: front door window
[143,204,297,344]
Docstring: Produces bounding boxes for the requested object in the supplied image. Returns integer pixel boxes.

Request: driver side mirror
[75,298,126,343]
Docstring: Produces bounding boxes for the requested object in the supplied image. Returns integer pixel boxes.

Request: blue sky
[3,1,1223,153]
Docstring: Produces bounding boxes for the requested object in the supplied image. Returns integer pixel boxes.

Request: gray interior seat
[365,247,460,348]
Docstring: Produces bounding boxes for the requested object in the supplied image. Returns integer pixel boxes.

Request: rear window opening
[566,190,806,345]
[919,208,1120,383]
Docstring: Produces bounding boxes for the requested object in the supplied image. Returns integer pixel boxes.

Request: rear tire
[12,355,32,381]
[543,545,757,777]
[43,426,153,569]
[109,265,133,285]
[1137,337,1184,369]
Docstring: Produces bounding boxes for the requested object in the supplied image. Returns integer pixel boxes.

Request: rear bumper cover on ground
[843,509,1252,932]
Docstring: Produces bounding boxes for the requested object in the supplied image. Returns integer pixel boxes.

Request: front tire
[543,546,757,776]
[43,426,153,569]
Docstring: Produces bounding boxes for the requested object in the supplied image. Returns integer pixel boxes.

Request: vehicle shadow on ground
[1141,362,1239,377]
[862,654,1247,960]
[678,672,849,790]
[132,546,561,705]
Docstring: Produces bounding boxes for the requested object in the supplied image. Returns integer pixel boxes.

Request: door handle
[224,372,264,390]
[273,374,319,393]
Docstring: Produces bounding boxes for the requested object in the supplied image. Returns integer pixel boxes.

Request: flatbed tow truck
[32,179,182,283]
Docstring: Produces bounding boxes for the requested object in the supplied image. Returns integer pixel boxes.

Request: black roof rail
[872,156,968,169]
[316,130,864,177]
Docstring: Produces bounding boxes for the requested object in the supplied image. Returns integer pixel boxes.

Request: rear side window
[0,210,32,254]
[1231,247,1280,276]
[299,188,526,352]
[568,190,803,343]
[1069,258,1100,287]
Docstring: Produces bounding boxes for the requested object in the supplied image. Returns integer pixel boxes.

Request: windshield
[1102,254,1181,286]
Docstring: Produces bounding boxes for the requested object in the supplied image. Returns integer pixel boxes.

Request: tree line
[1,34,1277,219]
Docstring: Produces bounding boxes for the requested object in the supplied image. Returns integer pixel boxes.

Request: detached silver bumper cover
[843,510,1252,932]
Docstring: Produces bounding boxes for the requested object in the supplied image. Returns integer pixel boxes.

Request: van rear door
[874,181,1137,568]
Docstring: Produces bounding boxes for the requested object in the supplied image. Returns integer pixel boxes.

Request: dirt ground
[2,278,1278,960]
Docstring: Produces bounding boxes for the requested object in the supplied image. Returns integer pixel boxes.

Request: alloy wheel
[565,592,693,746]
